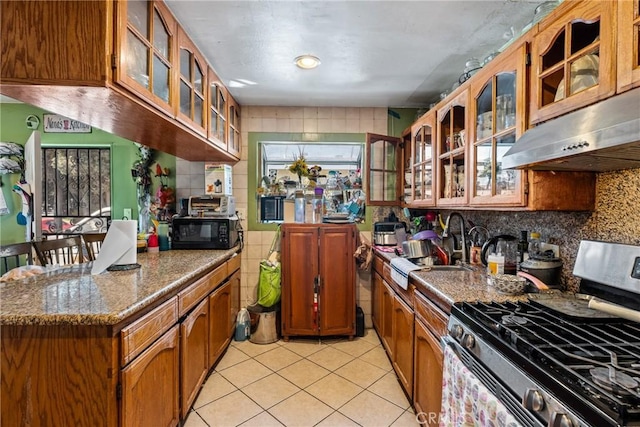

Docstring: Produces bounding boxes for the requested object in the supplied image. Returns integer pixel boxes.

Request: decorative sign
[43,114,92,133]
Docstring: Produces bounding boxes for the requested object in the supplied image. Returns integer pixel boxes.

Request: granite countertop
[0,248,238,326]
[375,249,528,314]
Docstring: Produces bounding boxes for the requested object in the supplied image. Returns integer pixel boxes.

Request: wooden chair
[0,242,34,275]
[82,232,107,261]
[33,236,86,266]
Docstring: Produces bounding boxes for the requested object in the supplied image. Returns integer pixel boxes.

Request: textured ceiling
[165,0,548,108]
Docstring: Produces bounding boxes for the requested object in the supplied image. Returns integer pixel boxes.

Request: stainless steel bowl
[402,239,432,259]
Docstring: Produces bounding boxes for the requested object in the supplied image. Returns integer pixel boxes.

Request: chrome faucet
[443,212,468,264]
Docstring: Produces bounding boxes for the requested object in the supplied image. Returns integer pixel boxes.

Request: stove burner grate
[590,367,639,396]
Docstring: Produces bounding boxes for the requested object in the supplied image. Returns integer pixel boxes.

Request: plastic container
[311,187,324,223]
[528,232,541,258]
[294,190,305,223]
[158,222,170,251]
[234,308,251,341]
[487,252,505,275]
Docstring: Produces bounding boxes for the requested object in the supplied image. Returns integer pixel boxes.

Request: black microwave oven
[260,195,285,222]
[172,217,240,249]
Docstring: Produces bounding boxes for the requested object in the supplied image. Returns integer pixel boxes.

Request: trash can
[247,303,280,344]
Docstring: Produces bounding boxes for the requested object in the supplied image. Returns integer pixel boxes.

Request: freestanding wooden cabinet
[281,224,356,340]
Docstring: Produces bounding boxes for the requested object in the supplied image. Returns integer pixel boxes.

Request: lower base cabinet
[413,318,443,427]
[393,295,414,396]
[122,324,180,427]
[0,255,240,427]
[180,298,210,418]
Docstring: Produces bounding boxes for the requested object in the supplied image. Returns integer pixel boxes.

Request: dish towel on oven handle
[440,344,523,427]
[390,257,422,290]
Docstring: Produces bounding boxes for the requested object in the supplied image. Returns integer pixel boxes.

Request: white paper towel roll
[91,220,138,275]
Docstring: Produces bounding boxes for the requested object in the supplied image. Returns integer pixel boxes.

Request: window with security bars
[41,147,111,235]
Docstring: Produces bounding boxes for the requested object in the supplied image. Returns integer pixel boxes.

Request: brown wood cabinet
[228,96,242,158]
[281,224,356,339]
[413,317,443,427]
[372,254,415,398]
[393,295,414,396]
[1,254,240,427]
[529,0,616,125]
[114,0,177,117]
[0,0,239,162]
[406,111,436,207]
[209,279,233,367]
[122,324,180,427]
[180,298,209,418]
[365,133,403,206]
[176,25,208,136]
[618,0,640,92]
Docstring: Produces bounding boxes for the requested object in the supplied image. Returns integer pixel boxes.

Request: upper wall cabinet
[436,89,469,207]
[618,0,640,92]
[529,0,616,124]
[228,96,242,159]
[366,133,402,206]
[115,0,176,116]
[0,0,238,163]
[468,42,527,207]
[406,111,436,207]
[176,27,207,136]
[208,69,228,151]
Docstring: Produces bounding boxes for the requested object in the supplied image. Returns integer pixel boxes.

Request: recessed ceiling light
[294,55,321,69]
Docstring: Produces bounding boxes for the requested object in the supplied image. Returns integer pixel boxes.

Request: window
[257,141,364,222]
[41,147,111,234]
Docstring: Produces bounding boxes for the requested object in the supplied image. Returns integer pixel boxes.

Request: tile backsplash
[375,167,640,292]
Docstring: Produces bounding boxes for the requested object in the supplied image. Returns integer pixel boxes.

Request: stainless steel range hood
[502,88,640,172]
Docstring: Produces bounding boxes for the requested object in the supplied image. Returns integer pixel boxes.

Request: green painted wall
[0,103,176,244]
[388,108,419,137]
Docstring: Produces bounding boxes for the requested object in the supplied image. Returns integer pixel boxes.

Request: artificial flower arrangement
[288,148,309,184]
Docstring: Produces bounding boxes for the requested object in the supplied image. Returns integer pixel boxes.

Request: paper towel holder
[106,263,140,271]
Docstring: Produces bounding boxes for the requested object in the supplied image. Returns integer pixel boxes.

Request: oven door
[441,336,543,427]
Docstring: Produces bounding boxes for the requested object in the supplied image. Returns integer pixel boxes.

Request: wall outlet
[236,208,246,220]
[123,208,132,220]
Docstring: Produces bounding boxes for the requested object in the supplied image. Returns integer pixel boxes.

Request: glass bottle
[294,190,305,223]
[516,230,528,270]
[528,232,541,259]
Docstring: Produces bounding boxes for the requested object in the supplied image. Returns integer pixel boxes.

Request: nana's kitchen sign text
[43,114,92,133]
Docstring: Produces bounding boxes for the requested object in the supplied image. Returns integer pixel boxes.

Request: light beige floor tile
[214,345,250,371]
[278,359,330,388]
[338,390,405,427]
[284,338,326,357]
[335,359,387,389]
[305,373,363,410]
[193,372,237,409]
[197,390,263,426]
[254,346,302,371]
[239,410,285,426]
[235,340,281,357]
[391,410,421,427]
[306,346,354,371]
[242,373,300,409]
[218,359,273,388]
[358,346,393,371]
[182,412,207,427]
[368,372,411,409]
[360,328,382,345]
[330,338,375,357]
[269,391,333,427]
[315,411,360,427]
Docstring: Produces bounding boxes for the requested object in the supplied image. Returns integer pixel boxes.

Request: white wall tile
[262,118,277,132]
[374,108,387,120]
[290,107,305,119]
[303,107,318,119]
[275,107,291,118]
[331,107,346,119]
[346,119,360,133]
[346,107,360,119]
[289,118,304,132]
[331,119,347,133]
[303,118,318,133]
[317,119,332,133]
[317,108,331,119]
[359,107,374,120]
[359,119,374,133]
[276,118,291,132]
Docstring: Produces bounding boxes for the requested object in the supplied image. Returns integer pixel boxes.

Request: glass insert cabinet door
[120,0,175,109]
[366,133,401,206]
[407,114,435,206]
[469,42,526,207]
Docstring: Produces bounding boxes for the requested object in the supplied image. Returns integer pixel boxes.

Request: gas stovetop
[454,299,640,426]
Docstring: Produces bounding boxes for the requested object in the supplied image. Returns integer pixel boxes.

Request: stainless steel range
[445,240,640,427]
